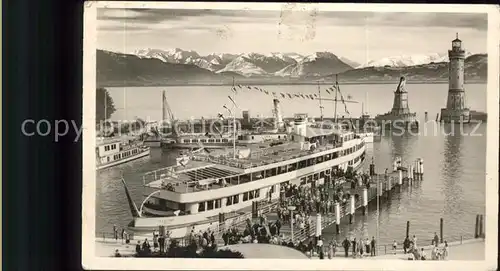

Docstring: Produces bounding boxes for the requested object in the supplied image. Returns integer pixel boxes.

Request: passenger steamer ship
[96,137,150,170]
[121,113,367,238]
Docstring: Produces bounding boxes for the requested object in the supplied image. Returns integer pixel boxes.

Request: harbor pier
[264,158,425,245]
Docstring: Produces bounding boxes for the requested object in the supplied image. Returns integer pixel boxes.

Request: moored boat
[96,137,150,170]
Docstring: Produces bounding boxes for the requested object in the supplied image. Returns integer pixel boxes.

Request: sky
[96,8,487,64]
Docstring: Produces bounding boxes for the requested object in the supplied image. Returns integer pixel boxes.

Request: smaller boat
[96,137,150,170]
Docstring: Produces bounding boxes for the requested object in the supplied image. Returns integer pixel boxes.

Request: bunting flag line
[225,83,355,106]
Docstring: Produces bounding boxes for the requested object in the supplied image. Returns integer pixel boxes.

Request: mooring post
[398,169,403,186]
[440,218,444,243]
[474,214,480,238]
[349,195,355,224]
[479,215,484,238]
[420,159,424,177]
[362,187,368,215]
[334,202,340,234]
[406,221,410,238]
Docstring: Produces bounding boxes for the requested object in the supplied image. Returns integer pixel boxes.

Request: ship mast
[231,77,236,159]
[334,74,338,123]
[317,81,324,122]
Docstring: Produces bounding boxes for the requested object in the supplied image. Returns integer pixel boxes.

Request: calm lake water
[97,83,486,246]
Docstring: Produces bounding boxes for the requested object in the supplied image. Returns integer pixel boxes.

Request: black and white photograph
[82,2,498,270]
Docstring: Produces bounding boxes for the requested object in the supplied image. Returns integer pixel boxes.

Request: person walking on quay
[351,238,357,258]
[432,232,439,246]
[121,229,125,244]
[392,240,398,255]
[412,235,418,248]
[358,239,364,257]
[275,219,281,235]
[125,231,130,245]
[158,234,165,254]
[328,241,334,259]
[113,224,118,241]
[153,233,159,251]
[342,237,351,258]
[332,239,338,257]
[403,236,410,254]
[370,236,376,256]
[443,241,449,260]
[365,238,370,256]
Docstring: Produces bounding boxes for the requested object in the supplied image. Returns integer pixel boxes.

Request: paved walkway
[95,237,485,260]
[311,238,485,261]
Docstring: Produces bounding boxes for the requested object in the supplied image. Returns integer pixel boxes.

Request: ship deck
[192,141,343,169]
[144,140,353,194]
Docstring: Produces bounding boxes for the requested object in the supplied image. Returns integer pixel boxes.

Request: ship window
[255,189,260,198]
[278,135,281,139]
[107,157,110,162]
[314,173,319,180]
[198,202,205,212]
[178,203,186,212]
[222,139,228,143]
[332,152,338,159]
[215,139,220,143]
[249,191,254,200]
[300,178,306,185]
[233,195,239,204]
[270,185,275,194]
[251,136,255,140]
[208,139,215,143]
[243,192,249,201]
[307,175,313,183]
[226,196,233,206]
[207,200,214,210]
[326,169,331,175]
[266,168,276,177]
[320,171,325,178]
[200,139,207,143]
[288,163,296,172]
[252,172,263,181]
[240,174,251,184]
[215,199,221,209]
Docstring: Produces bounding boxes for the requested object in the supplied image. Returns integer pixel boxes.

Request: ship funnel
[120,178,141,218]
[273,99,284,130]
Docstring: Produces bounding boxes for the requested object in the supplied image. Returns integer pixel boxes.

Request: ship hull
[97,149,150,170]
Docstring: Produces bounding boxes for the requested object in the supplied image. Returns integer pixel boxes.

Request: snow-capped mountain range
[358,52,473,68]
[132,48,477,78]
[97,49,487,86]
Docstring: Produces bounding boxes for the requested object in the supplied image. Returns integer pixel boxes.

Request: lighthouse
[440,33,470,123]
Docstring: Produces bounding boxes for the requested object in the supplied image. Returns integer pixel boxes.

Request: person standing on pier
[370,236,376,256]
[392,240,398,255]
[403,236,410,254]
[358,239,364,257]
[412,235,418,248]
[113,224,118,241]
[443,241,449,260]
[158,234,165,254]
[365,238,370,256]
[121,229,125,244]
[351,237,357,258]
[342,237,350,257]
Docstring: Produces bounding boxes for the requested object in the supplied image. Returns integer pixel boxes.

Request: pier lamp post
[376,167,380,256]
[288,205,297,243]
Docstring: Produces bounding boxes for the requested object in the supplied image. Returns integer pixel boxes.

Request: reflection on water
[322,124,486,245]
[96,124,486,246]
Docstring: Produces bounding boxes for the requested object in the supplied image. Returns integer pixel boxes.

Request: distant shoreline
[98,80,487,88]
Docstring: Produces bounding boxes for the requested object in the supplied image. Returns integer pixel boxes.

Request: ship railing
[192,143,344,170]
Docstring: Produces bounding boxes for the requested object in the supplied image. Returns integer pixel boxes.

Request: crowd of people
[111,166,452,260]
